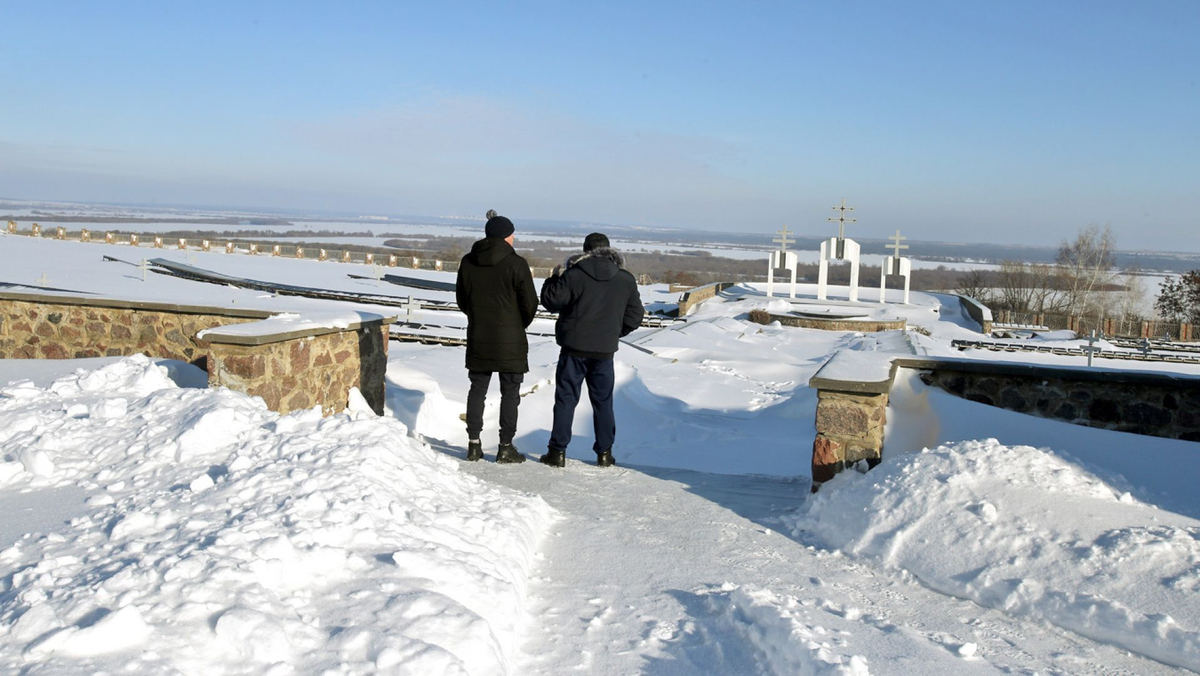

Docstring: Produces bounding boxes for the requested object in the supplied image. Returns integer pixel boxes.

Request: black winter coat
[456,237,538,373]
[540,247,644,358]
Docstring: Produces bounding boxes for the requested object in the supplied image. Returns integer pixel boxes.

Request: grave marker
[341,251,352,263]
[5,220,15,234]
[817,198,862,302]
[249,243,260,255]
[319,249,328,261]
[130,234,140,247]
[766,224,798,298]
[55,227,66,240]
[272,244,282,257]
[105,232,115,244]
[1083,330,1105,367]
[36,273,50,288]
[388,254,398,267]
[81,229,91,242]
[879,229,912,304]
[202,239,211,251]
[178,238,187,250]
[225,242,235,254]
[154,236,164,249]
[31,223,41,238]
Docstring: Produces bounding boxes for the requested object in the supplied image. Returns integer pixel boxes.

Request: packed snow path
[461,458,1178,675]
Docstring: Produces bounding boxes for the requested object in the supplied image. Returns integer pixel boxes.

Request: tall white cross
[772,225,794,252]
[827,198,857,241]
[402,296,420,323]
[36,273,50,288]
[887,230,909,258]
[138,258,151,282]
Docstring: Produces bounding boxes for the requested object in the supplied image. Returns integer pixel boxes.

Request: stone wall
[206,322,389,416]
[768,312,906,333]
[0,292,269,366]
[677,282,735,316]
[917,361,1200,441]
[0,291,393,417]
[812,389,887,488]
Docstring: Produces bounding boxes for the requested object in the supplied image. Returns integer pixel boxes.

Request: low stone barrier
[0,291,394,416]
[677,281,735,316]
[807,351,1200,489]
[767,312,905,333]
[957,294,993,334]
[202,313,391,415]
[0,291,269,365]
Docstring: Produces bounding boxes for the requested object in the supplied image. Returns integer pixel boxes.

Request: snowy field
[2,232,1199,674]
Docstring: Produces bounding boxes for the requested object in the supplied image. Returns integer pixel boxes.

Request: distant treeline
[3,215,293,226]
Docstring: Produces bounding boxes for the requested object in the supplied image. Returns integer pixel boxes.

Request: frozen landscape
[2,230,1199,675]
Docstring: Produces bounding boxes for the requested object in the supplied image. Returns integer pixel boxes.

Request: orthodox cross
[827,198,857,241]
[36,273,50,288]
[887,230,909,258]
[773,225,794,252]
[1083,329,1105,367]
[138,258,151,282]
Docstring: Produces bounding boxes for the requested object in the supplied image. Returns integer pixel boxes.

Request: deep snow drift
[0,357,552,674]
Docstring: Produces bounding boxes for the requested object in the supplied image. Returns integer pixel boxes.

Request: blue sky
[2,1,1197,249]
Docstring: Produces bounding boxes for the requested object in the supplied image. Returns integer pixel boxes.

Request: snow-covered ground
[3,232,1199,674]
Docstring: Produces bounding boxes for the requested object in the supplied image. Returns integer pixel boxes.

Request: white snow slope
[0,356,553,675]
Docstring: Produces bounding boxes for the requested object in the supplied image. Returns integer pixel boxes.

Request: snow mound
[787,439,1200,671]
[0,357,555,675]
[701,584,870,675]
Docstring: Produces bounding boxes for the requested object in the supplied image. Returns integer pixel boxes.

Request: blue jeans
[549,353,616,455]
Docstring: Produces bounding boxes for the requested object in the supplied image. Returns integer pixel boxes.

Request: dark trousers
[549,353,615,455]
[466,371,523,445]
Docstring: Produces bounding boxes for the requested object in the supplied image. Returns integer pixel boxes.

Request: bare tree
[1056,224,1116,317]
[955,269,993,304]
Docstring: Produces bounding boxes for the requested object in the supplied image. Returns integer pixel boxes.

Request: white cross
[887,229,909,258]
[402,296,420,322]
[373,265,384,285]
[138,258,151,282]
[1082,329,1104,367]
[772,225,794,252]
[36,273,50,288]
[827,198,857,240]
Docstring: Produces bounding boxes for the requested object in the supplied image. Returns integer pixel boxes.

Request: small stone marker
[32,223,42,237]
[411,257,420,269]
[202,239,211,251]
[130,234,140,247]
[388,254,398,267]
[817,198,863,302]
[295,247,304,259]
[154,236,164,249]
[5,220,15,234]
[341,251,352,263]
[270,244,280,256]
[365,253,375,266]
[249,243,259,255]
[81,229,91,242]
[55,227,66,240]
[225,242,235,254]
[178,238,187,250]
[105,232,115,244]
[319,249,328,261]
[435,260,444,271]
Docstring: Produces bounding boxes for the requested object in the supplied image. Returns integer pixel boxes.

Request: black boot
[596,450,617,467]
[466,440,483,462]
[539,447,566,467]
[495,443,526,464]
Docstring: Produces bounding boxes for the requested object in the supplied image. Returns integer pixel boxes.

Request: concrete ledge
[809,351,897,394]
[201,313,397,346]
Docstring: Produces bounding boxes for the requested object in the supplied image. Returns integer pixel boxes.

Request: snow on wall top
[197,311,394,343]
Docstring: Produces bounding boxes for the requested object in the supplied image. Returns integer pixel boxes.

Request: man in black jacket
[538,232,644,467]
[455,211,539,463]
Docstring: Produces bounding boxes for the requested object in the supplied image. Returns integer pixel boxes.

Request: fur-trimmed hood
[564,247,625,282]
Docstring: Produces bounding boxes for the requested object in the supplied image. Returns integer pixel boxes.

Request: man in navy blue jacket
[538,233,644,467]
